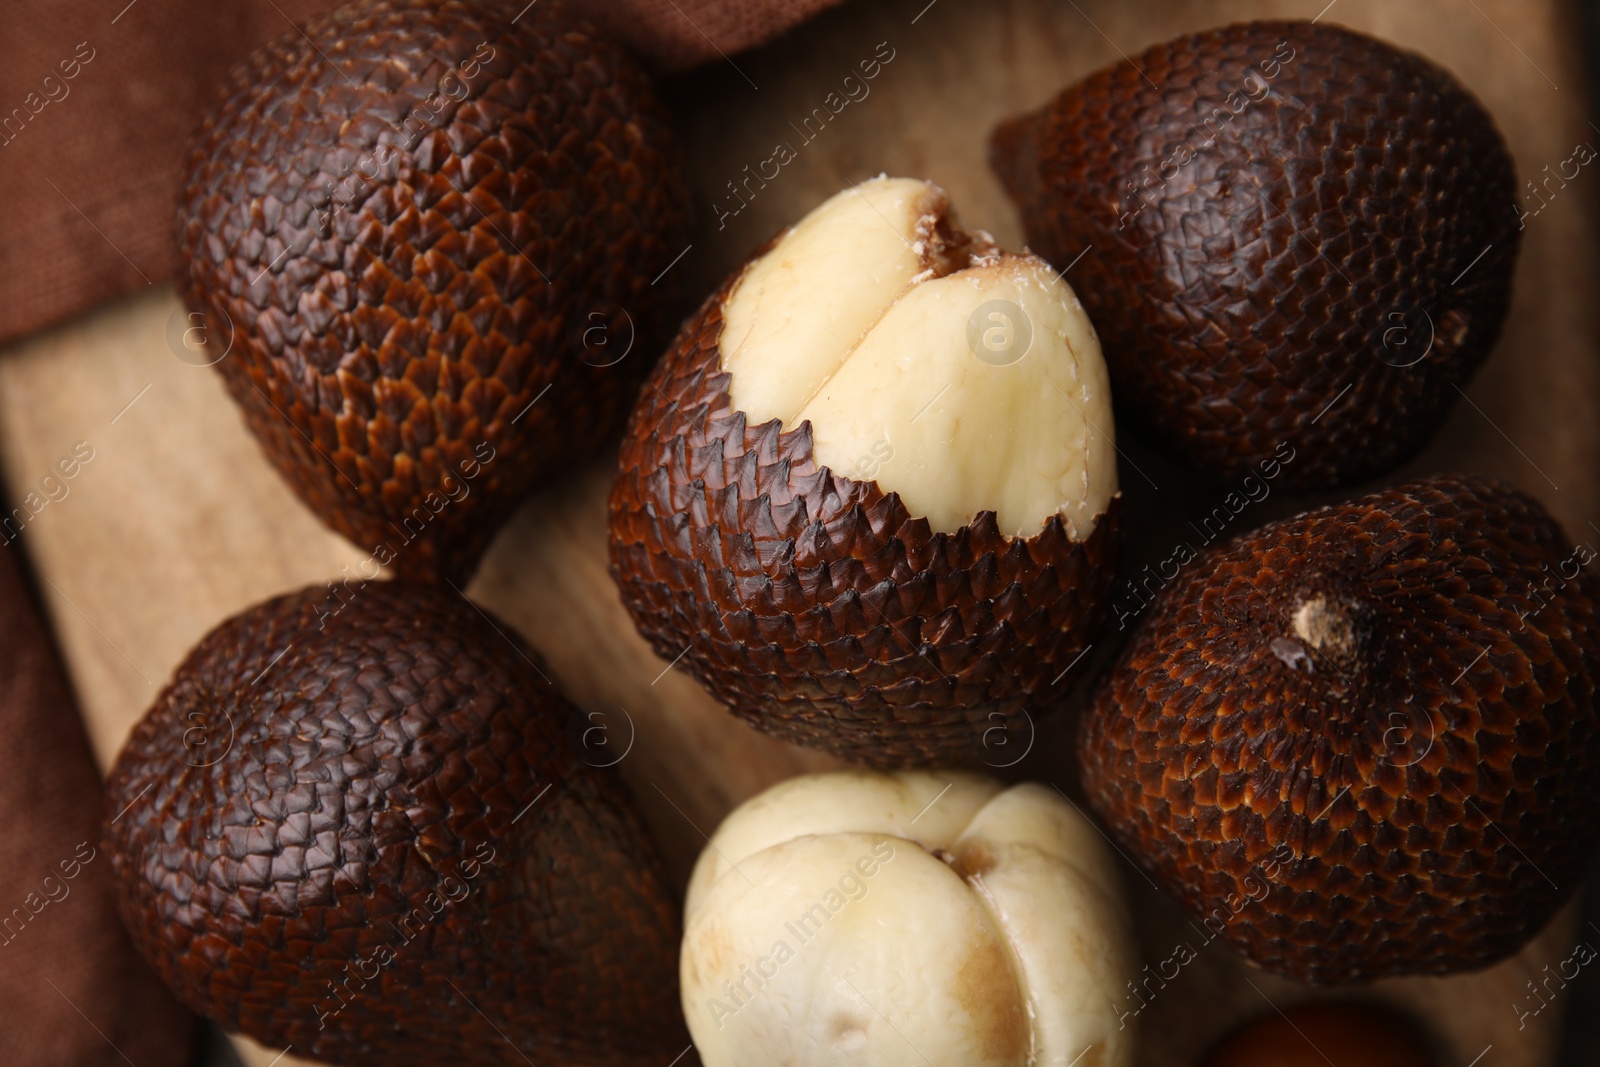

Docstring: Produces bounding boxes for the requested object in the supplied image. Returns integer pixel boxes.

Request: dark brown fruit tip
[1079,474,1600,984]
[179,0,692,584]
[991,21,1520,489]
[1202,1002,1437,1067]
[102,582,686,1066]
[606,180,1122,768]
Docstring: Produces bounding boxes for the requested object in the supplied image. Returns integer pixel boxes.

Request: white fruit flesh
[680,771,1135,1067]
[684,770,1002,907]
[719,176,1117,540]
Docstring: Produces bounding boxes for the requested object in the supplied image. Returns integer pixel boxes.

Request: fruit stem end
[1291,595,1356,661]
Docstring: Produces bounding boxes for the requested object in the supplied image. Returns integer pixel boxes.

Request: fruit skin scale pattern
[1080,474,1600,984]
[991,21,1519,489]
[102,584,686,1066]
[608,276,1122,768]
[180,0,691,584]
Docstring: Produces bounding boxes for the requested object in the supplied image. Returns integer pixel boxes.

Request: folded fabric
[0,0,843,347]
[0,544,200,1066]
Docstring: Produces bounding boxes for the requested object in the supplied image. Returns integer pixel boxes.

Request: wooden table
[2,0,1595,1064]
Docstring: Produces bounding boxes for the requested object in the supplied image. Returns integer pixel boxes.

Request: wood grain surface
[2,1,1595,1065]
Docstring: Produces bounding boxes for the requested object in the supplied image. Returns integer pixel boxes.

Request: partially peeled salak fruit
[608,177,1122,766]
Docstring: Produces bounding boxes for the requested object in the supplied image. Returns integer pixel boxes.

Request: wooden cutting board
[2,0,1595,1064]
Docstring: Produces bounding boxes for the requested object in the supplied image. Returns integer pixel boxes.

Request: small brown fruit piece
[102,582,686,1066]
[608,177,1122,766]
[1202,1003,1436,1067]
[991,21,1519,489]
[180,0,691,583]
[1079,474,1600,983]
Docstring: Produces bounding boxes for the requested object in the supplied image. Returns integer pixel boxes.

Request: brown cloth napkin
[0,0,842,347]
[0,544,200,1065]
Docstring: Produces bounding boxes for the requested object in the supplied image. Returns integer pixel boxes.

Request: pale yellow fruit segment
[720,175,1117,539]
[799,256,1114,539]
[950,784,1138,1065]
[684,768,1002,915]
[682,833,1030,1067]
[680,771,1135,1067]
[720,177,938,427]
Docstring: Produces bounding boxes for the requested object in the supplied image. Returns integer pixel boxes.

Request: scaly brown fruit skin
[102,582,686,1066]
[607,272,1122,768]
[991,21,1519,489]
[179,0,692,584]
[1079,475,1600,984]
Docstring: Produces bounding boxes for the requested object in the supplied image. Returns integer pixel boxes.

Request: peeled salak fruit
[1080,474,1600,983]
[608,176,1121,766]
[180,0,692,582]
[992,21,1519,489]
[102,582,687,1066]
[680,770,1135,1067]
